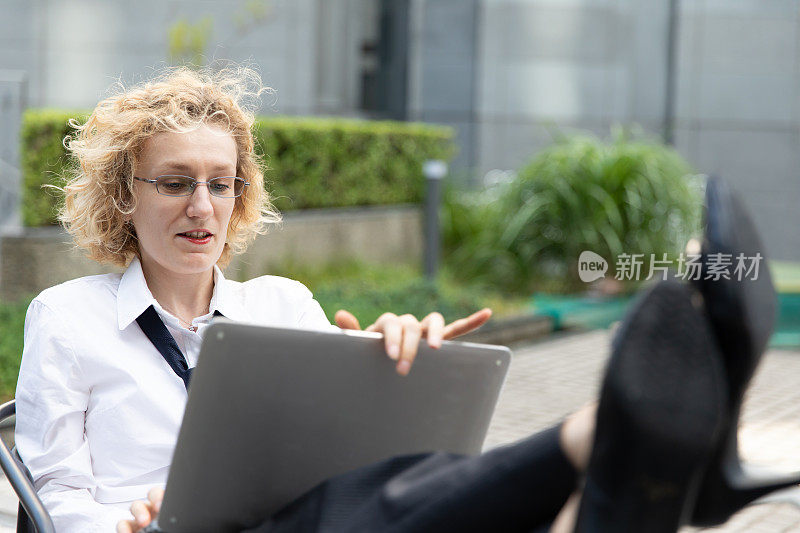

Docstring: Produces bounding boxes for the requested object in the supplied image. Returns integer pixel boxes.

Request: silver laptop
[149,322,511,533]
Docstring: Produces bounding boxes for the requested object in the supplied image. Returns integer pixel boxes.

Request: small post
[663,0,679,146]
[423,159,447,280]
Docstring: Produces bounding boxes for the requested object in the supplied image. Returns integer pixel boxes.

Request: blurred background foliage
[20,110,454,226]
[167,1,275,68]
[5,119,706,400]
[442,129,704,293]
[0,260,527,401]
[254,118,454,211]
[168,17,214,67]
[271,259,527,327]
[0,300,28,402]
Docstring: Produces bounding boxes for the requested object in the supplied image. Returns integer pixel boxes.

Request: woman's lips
[181,235,212,245]
[177,231,213,245]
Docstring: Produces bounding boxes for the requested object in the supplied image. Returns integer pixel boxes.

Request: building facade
[2,0,798,259]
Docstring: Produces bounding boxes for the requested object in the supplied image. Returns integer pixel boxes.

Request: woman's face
[130,124,238,279]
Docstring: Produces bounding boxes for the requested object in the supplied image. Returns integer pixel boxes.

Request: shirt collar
[117,257,237,330]
[208,266,247,322]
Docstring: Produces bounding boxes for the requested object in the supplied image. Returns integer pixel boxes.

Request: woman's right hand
[116,487,164,532]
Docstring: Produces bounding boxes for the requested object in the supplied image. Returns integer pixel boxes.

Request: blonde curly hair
[60,66,280,267]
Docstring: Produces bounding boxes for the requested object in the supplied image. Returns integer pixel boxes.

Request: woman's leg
[247,408,596,533]
[547,405,597,533]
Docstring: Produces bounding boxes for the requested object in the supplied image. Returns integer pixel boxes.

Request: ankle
[550,491,582,533]
[559,402,597,472]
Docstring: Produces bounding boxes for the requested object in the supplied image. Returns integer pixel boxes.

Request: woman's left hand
[334,308,492,376]
[116,487,164,533]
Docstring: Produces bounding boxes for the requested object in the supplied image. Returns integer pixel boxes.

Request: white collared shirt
[15,258,336,532]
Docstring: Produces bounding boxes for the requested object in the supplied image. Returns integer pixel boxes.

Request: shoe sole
[689,177,796,526]
[696,175,776,398]
[574,280,727,533]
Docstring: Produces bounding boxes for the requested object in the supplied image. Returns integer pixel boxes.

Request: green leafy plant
[443,129,703,293]
[171,1,274,63]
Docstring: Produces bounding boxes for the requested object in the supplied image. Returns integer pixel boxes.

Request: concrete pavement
[483,330,800,532]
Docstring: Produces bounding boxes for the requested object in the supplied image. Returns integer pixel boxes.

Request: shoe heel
[691,417,800,526]
[688,176,798,527]
[691,463,800,526]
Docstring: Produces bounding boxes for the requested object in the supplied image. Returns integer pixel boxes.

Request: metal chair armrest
[0,400,56,533]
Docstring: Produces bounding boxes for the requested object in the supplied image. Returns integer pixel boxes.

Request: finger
[443,308,493,339]
[130,500,152,527]
[148,487,165,513]
[334,309,361,330]
[421,312,446,349]
[365,312,395,332]
[370,313,401,359]
[397,314,423,376]
[116,520,135,533]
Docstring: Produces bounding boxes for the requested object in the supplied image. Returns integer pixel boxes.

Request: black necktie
[135,305,224,390]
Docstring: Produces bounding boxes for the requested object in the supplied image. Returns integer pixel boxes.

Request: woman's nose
[186,182,215,218]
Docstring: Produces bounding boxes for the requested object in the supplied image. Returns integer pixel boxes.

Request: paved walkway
[483,330,800,532]
[2,330,799,531]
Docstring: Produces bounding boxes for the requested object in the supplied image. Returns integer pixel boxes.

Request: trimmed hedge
[21,110,455,226]
[20,110,87,227]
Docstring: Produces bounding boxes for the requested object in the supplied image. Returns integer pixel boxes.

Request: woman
[16,67,767,533]
[15,67,490,532]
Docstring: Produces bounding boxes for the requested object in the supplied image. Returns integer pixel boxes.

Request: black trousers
[244,426,577,533]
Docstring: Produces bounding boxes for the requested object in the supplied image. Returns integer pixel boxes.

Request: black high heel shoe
[574,279,728,533]
[689,176,800,526]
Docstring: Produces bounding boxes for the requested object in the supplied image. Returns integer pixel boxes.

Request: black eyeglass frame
[133,175,250,198]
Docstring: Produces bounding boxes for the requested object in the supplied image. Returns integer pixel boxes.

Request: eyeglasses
[133,175,249,198]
